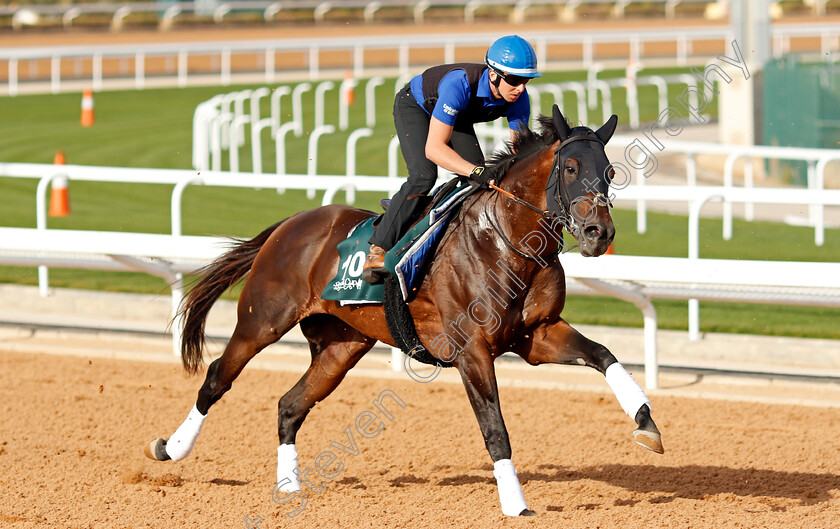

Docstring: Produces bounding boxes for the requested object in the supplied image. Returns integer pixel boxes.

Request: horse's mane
[485,114,561,178]
[426,114,567,215]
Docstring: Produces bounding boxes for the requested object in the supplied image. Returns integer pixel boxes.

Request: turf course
[1,70,838,339]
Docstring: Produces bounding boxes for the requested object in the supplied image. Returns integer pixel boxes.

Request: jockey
[362,35,542,283]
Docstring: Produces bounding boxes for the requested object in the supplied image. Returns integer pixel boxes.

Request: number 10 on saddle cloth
[321,183,475,304]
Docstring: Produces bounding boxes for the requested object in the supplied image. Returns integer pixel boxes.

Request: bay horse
[144,106,663,517]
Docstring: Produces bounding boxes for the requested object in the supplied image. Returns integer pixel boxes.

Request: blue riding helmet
[485,35,542,78]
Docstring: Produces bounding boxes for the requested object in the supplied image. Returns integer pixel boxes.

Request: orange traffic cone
[343,70,355,106]
[80,89,95,127]
[605,242,615,254]
[49,151,70,217]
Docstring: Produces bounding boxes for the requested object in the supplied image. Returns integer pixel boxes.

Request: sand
[1,349,838,528]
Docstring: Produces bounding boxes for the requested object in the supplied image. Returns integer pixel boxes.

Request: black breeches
[369,84,485,250]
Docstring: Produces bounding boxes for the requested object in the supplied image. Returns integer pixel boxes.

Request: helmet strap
[489,68,503,89]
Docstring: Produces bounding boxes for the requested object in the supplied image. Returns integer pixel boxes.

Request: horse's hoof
[633,428,664,454]
[519,508,537,516]
[633,404,664,454]
[144,438,171,461]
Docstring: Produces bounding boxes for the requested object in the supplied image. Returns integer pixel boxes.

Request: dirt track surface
[1,349,839,528]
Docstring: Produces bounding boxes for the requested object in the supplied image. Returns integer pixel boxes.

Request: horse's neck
[509,140,555,199]
[493,144,557,241]
[453,146,559,276]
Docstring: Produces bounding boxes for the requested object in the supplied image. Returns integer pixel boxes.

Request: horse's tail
[179,220,285,374]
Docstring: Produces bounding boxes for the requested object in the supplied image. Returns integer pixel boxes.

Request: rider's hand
[469,165,495,188]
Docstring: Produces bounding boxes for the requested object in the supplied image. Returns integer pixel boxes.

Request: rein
[483,194,558,261]
[487,181,552,219]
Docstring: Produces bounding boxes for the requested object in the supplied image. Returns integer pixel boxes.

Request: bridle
[546,133,614,238]
[484,133,613,260]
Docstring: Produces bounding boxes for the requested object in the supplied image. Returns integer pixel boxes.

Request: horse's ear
[552,104,572,141]
[595,114,619,145]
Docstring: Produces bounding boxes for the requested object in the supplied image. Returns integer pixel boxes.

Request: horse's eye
[563,158,580,185]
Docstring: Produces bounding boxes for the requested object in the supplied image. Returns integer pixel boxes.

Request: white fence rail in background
[612,185,840,344]
[2,220,838,389]
[3,22,839,96]
[561,253,840,388]
[1,27,731,95]
[0,0,736,30]
[0,226,228,357]
[0,162,406,238]
[606,135,840,247]
[191,72,715,178]
[6,1,837,30]
[1,158,839,385]
[193,77,394,176]
[4,22,839,96]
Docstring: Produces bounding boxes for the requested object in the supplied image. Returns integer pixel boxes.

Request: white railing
[561,251,840,388]
[6,1,837,31]
[5,22,839,96]
[0,0,734,31]
[0,225,227,356]
[193,77,391,176]
[192,72,713,184]
[527,71,709,129]
[2,218,838,388]
[612,185,840,344]
[2,157,839,355]
[607,135,840,247]
[0,27,743,96]
[0,162,405,238]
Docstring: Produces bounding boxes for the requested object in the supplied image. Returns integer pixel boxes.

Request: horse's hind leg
[514,318,664,454]
[275,314,376,493]
[145,330,284,462]
[145,291,299,462]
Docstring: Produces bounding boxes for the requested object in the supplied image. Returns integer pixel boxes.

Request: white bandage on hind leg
[493,459,529,516]
[605,363,651,419]
[165,405,206,461]
[276,444,301,492]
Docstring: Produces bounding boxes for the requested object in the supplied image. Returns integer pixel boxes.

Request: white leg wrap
[276,444,301,492]
[165,405,206,461]
[493,459,528,516]
[605,363,651,419]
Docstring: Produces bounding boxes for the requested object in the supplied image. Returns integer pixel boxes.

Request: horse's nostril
[584,225,602,240]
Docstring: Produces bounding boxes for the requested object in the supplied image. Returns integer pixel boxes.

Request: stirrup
[362,267,386,284]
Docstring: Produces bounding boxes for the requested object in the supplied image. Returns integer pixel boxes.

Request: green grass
[0,71,836,339]
[563,295,840,340]
[0,69,708,171]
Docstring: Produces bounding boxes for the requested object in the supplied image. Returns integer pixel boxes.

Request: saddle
[321,177,479,368]
[321,178,478,304]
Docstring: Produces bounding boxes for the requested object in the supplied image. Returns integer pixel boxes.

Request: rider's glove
[469,165,495,187]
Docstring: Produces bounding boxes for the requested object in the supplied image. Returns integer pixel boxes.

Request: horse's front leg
[454,350,536,517]
[513,318,664,454]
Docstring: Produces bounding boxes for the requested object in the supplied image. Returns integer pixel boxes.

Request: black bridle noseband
[485,133,613,261]
[546,133,614,235]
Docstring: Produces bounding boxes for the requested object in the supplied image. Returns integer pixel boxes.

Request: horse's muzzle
[580,222,615,257]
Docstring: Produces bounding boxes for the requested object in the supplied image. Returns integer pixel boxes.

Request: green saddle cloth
[321,217,384,304]
[321,183,474,304]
